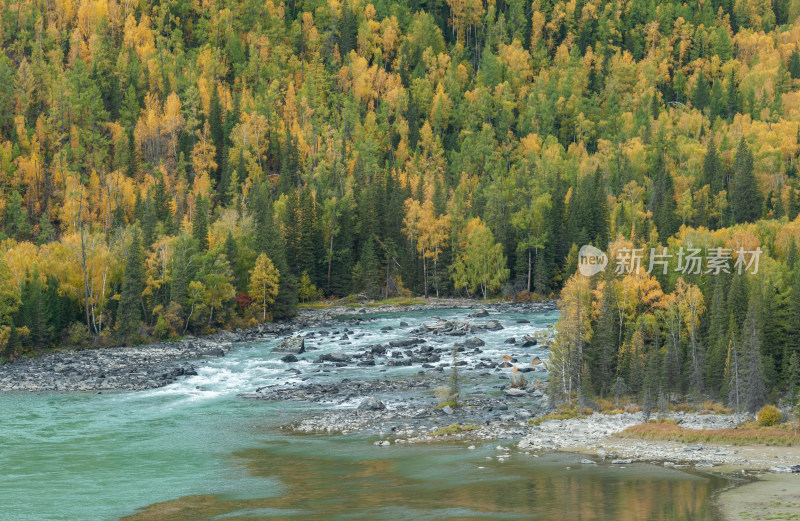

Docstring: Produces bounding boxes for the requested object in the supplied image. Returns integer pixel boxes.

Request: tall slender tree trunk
[527,248,532,293]
[423,257,428,298]
[78,190,94,338]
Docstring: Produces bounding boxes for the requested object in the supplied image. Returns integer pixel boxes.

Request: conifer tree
[731,138,762,224]
[208,84,225,186]
[789,49,800,79]
[693,71,710,111]
[192,195,209,251]
[117,230,145,340]
[726,69,739,119]
[743,288,767,412]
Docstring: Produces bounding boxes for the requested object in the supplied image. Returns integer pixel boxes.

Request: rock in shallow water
[271,337,305,354]
[358,396,387,411]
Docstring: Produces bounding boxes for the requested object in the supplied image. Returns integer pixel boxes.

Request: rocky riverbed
[0,300,556,392]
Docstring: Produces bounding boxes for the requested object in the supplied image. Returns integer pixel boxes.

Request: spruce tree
[649,151,678,240]
[16,269,51,351]
[208,84,225,186]
[705,275,729,393]
[337,3,358,56]
[125,127,138,178]
[4,190,29,239]
[37,211,55,245]
[297,187,317,280]
[790,49,800,80]
[788,186,799,220]
[117,230,145,340]
[277,137,300,195]
[45,275,67,338]
[702,137,723,195]
[223,231,242,292]
[786,268,800,362]
[743,288,767,413]
[726,69,739,119]
[726,318,745,423]
[192,195,209,251]
[731,138,762,224]
[692,70,710,111]
[252,183,297,318]
[359,236,380,298]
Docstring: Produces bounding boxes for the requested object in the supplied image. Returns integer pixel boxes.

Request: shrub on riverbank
[757,405,783,427]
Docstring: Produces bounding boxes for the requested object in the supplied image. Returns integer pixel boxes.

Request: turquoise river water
[0,308,729,520]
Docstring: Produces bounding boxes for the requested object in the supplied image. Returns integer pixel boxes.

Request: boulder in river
[272,337,305,354]
[318,352,351,363]
[358,396,387,411]
[470,309,490,318]
[520,335,538,347]
[484,320,504,331]
[281,354,299,363]
[462,337,485,348]
[503,388,527,397]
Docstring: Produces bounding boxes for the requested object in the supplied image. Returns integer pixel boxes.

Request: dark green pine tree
[337,2,358,56]
[788,186,799,220]
[705,275,729,394]
[140,196,157,248]
[170,237,192,311]
[649,151,679,241]
[786,267,800,365]
[709,80,726,122]
[726,69,739,119]
[17,268,52,351]
[743,288,767,413]
[730,137,762,224]
[702,137,723,195]
[329,202,354,297]
[152,176,175,235]
[117,230,145,340]
[728,273,750,326]
[692,70,711,111]
[359,236,380,298]
[297,187,318,281]
[641,339,662,421]
[208,85,225,187]
[252,183,297,318]
[192,195,209,251]
[125,127,139,178]
[223,231,242,292]
[283,189,300,273]
[3,190,29,240]
[789,49,800,80]
[587,270,620,396]
[761,281,785,388]
[277,136,300,195]
[45,275,68,339]
[37,210,55,245]
[787,239,799,271]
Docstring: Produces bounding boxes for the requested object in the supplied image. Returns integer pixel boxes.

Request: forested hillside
[0,0,799,407]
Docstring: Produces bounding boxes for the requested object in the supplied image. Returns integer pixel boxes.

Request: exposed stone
[358,396,387,411]
[271,337,305,354]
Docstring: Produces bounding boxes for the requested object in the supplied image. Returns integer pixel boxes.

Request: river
[0,307,728,520]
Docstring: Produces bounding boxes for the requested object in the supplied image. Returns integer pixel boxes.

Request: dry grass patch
[620,421,800,446]
[529,404,593,425]
[430,424,480,436]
